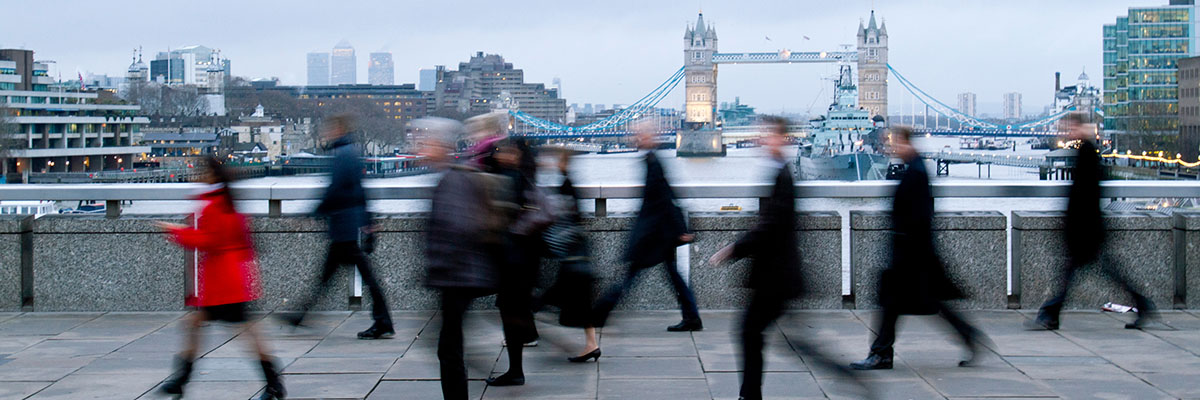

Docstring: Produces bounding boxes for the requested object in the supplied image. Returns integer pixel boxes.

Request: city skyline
[0,0,1165,115]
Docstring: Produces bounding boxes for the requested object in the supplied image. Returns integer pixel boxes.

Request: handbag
[512,184,555,236]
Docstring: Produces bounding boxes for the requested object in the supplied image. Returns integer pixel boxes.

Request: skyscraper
[418,68,436,91]
[1003,92,1022,120]
[957,92,977,117]
[368,52,394,85]
[330,40,356,85]
[307,52,330,86]
[1103,1,1196,133]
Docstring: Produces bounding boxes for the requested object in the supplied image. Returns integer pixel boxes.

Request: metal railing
[2,180,1198,218]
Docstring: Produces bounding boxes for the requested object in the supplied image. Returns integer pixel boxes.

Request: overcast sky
[0,0,1164,116]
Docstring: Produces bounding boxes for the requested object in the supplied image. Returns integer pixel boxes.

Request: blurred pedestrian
[155,156,284,400]
[282,114,394,339]
[486,137,551,387]
[1027,113,1158,330]
[540,150,601,363]
[710,117,865,399]
[418,117,507,400]
[593,123,702,332]
[850,126,988,370]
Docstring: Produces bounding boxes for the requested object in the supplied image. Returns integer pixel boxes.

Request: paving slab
[482,372,598,399]
[598,357,705,380]
[917,365,1056,397]
[27,373,162,400]
[0,381,53,400]
[285,356,396,374]
[368,380,486,399]
[1135,372,1200,399]
[705,371,826,400]
[283,372,383,399]
[136,381,266,400]
[1040,377,1174,400]
[596,378,710,399]
[0,313,101,336]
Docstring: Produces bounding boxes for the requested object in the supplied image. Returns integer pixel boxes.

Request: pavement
[0,309,1198,399]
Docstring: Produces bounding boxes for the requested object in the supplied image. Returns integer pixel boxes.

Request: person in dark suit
[851,126,988,370]
[282,114,393,340]
[709,117,867,400]
[1027,113,1158,330]
[593,124,702,332]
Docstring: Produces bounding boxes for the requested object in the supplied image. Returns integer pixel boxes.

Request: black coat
[730,162,803,299]
[625,152,689,268]
[425,165,501,290]
[1066,140,1105,265]
[879,155,963,314]
[316,135,368,242]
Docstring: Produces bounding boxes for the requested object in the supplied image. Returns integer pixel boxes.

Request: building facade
[432,52,566,125]
[307,52,330,86]
[148,46,230,87]
[1,49,150,182]
[1179,56,1200,160]
[857,11,889,121]
[331,40,356,85]
[1003,92,1023,120]
[957,92,977,117]
[683,13,718,128]
[1103,0,1198,134]
[418,69,436,91]
[369,52,394,85]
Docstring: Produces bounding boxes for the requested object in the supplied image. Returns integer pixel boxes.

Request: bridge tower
[683,12,718,129]
[857,10,888,122]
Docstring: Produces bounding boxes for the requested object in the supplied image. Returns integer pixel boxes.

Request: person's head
[1060,112,1089,141]
[322,114,354,142]
[202,155,235,186]
[888,126,917,161]
[760,115,789,159]
[411,117,464,166]
[466,112,506,140]
[633,120,657,150]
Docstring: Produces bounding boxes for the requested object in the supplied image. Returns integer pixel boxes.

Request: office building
[957,92,977,117]
[432,52,566,129]
[0,49,150,182]
[331,40,356,85]
[1003,92,1022,120]
[148,45,229,87]
[368,52,394,85]
[1104,0,1197,133]
[1178,56,1200,160]
[307,52,330,86]
[418,69,436,91]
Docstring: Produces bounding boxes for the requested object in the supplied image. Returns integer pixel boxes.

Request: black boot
[1125,298,1159,330]
[159,357,194,396]
[258,359,286,400]
[849,352,893,370]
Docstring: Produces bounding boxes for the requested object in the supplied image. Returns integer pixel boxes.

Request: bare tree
[122,81,209,117]
[317,98,404,155]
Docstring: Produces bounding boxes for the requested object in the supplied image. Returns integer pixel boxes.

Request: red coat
[167,188,260,307]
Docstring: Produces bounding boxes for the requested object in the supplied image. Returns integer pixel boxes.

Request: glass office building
[1103,1,1197,134]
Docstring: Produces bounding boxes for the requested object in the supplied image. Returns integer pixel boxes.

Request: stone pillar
[249,216,350,311]
[851,211,1007,309]
[0,215,31,311]
[1013,211,1174,310]
[31,214,189,311]
[688,211,842,310]
[1175,211,1200,308]
[366,215,437,310]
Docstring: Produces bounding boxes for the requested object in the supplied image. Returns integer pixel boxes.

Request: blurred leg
[438,290,471,400]
[868,307,899,358]
[1037,260,1082,323]
[293,243,344,319]
[593,267,639,327]
[348,243,392,326]
[663,256,701,323]
[740,293,784,400]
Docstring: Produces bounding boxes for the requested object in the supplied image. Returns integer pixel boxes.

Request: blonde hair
[465,112,507,138]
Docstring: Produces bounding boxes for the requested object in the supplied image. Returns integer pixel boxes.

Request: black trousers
[299,241,392,326]
[438,288,483,400]
[869,302,976,357]
[1039,253,1151,321]
[740,292,786,399]
[593,251,700,327]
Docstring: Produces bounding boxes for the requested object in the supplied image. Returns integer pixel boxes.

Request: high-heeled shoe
[568,348,601,363]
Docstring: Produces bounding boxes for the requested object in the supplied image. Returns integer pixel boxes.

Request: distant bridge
[916,129,1065,138]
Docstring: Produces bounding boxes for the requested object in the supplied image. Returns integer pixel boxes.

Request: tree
[122,81,209,117]
[317,97,404,155]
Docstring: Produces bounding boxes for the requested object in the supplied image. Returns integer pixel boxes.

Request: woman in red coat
[155,156,285,400]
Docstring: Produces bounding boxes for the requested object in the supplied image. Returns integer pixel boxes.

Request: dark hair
[760,115,789,135]
[326,113,355,133]
[513,137,537,180]
[204,156,238,207]
[1062,112,1086,126]
[890,126,913,142]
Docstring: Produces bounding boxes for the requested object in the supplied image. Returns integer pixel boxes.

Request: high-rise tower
[856,10,888,122]
[331,40,356,85]
[683,12,718,128]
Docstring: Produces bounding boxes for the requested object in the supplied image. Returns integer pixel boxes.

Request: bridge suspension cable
[887,64,1089,131]
[509,66,686,133]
